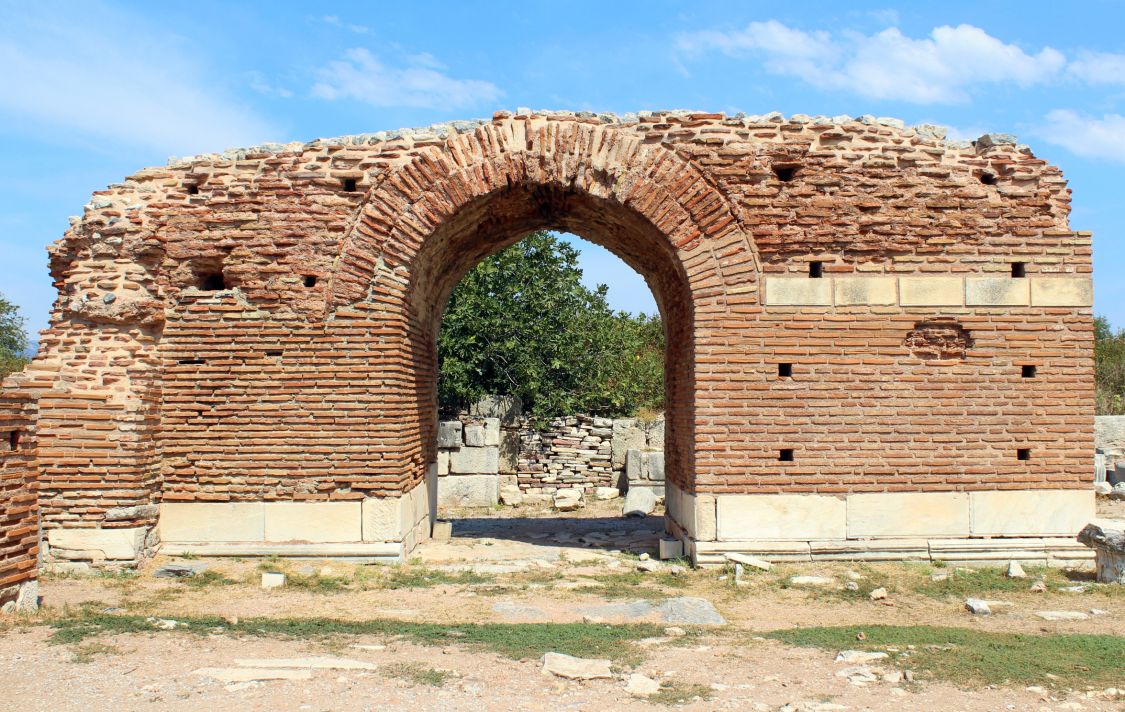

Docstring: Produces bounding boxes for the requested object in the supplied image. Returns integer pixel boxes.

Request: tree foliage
[0,292,30,380]
[438,232,664,419]
[1096,315,1125,415]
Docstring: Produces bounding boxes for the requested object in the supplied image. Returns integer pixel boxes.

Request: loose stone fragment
[540,652,613,680]
[964,598,991,615]
[625,673,661,696]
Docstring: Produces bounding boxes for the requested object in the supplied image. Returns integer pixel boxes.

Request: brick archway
[325,120,759,504]
[0,110,1099,585]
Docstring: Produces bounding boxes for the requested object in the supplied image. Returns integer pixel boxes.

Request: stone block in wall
[470,394,523,425]
[439,475,499,507]
[464,423,486,447]
[612,419,646,469]
[1096,416,1125,462]
[438,421,462,448]
[449,446,499,474]
[438,450,449,475]
[646,419,665,450]
[483,418,500,446]
[499,430,520,474]
[47,527,147,561]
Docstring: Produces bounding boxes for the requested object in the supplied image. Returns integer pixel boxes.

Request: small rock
[622,487,657,517]
[624,673,661,696]
[836,665,879,685]
[261,572,286,589]
[636,560,662,573]
[869,587,888,601]
[965,598,991,615]
[930,572,949,582]
[663,626,686,637]
[726,553,771,571]
[1030,580,1047,593]
[593,487,620,501]
[835,650,889,664]
[1091,608,1109,616]
[554,489,583,512]
[540,652,613,680]
[1006,561,1027,579]
[154,563,208,579]
[499,486,524,506]
[844,581,859,592]
[1059,585,1088,593]
[1095,482,1113,496]
[639,553,650,561]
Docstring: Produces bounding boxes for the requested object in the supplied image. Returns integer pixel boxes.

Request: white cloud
[312,48,502,109]
[1035,109,1125,163]
[1068,51,1125,85]
[321,15,370,34]
[0,6,277,155]
[676,22,1065,104]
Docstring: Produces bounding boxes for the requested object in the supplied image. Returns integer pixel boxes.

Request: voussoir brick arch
[327,116,761,495]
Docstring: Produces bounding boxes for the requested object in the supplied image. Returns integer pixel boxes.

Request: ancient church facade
[0,110,1097,606]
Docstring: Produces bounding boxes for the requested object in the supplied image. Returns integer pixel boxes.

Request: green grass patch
[914,566,1065,598]
[181,570,236,589]
[379,567,494,589]
[383,661,452,687]
[651,682,713,706]
[578,571,688,600]
[768,625,1125,689]
[47,613,660,663]
[70,641,123,663]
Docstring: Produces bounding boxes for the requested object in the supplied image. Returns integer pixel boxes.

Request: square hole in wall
[1017,448,1031,461]
[303,275,317,288]
[1022,365,1037,378]
[778,448,794,462]
[342,177,358,192]
[6,430,19,451]
[1011,262,1026,278]
[778,363,793,378]
[809,262,823,278]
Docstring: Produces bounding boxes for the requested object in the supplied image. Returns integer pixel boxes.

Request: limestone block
[362,495,405,542]
[438,475,499,507]
[717,494,846,541]
[1077,520,1125,583]
[612,418,645,469]
[437,450,449,475]
[47,527,147,560]
[625,449,642,480]
[449,446,499,474]
[469,394,523,424]
[464,423,486,447]
[1030,278,1093,307]
[965,277,1030,306]
[263,502,361,543]
[642,452,665,483]
[482,418,501,446]
[499,430,520,474]
[764,277,832,306]
[833,276,897,305]
[646,418,665,450]
[438,421,462,448]
[160,503,264,542]
[847,492,970,538]
[899,277,963,306]
[970,489,1094,536]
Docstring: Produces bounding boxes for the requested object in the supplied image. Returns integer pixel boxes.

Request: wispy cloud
[312,48,502,109]
[1035,110,1125,163]
[1068,51,1125,85]
[0,4,277,156]
[321,15,371,35]
[676,22,1065,104]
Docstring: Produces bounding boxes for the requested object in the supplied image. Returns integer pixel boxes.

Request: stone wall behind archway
[0,110,1097,570]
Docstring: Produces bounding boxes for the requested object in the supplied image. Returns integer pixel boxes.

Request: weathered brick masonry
[0,110,1096,570]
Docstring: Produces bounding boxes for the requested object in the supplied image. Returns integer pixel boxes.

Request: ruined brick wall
[0,388,38,608]
[11,110,1093,548]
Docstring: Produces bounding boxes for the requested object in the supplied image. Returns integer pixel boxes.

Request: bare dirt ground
[3,501,1125,711]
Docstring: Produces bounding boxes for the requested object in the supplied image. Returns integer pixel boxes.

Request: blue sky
[2,1,1124,337]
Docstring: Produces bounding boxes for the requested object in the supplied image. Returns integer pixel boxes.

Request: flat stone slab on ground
[657,596,726,625]
[1036,610,1090,621]
[540,652,613,679]
[492,601,547,620]
[192,667,313,683]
